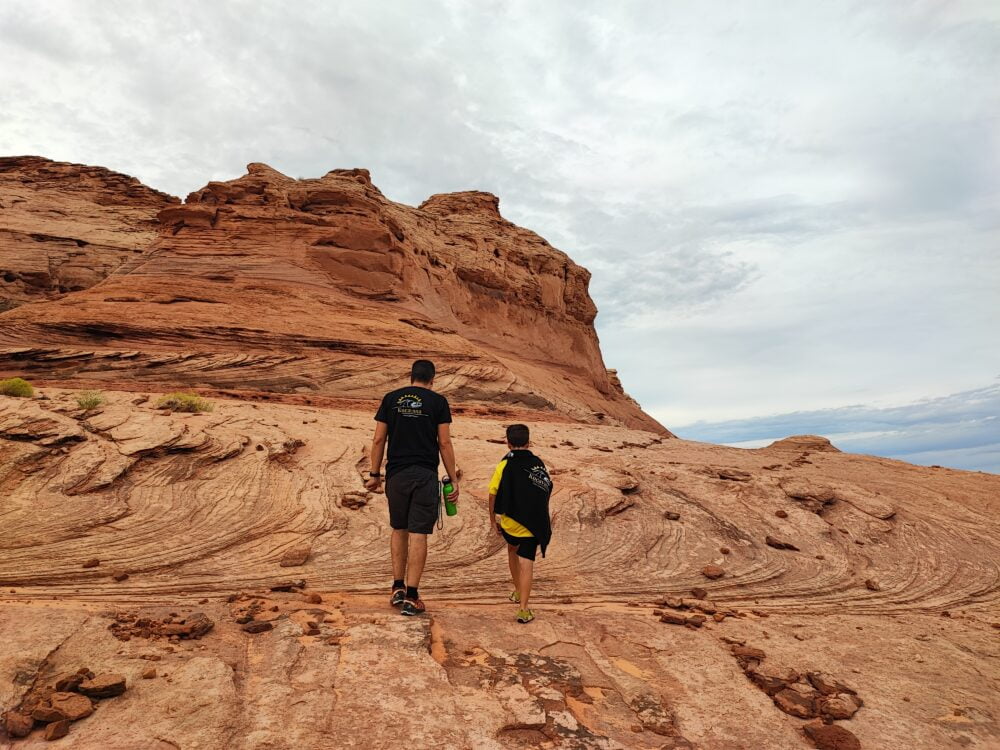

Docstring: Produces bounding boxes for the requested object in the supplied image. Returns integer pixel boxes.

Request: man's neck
[411,381,432,389]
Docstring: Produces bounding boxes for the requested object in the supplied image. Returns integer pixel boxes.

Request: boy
[487,424,553,624]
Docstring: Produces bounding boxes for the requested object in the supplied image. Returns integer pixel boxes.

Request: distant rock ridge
[0,156,178,312]
[0,158,666,433]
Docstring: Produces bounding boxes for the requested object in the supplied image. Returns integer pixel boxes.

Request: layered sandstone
[0,161,662,433]
[0,156,177,311]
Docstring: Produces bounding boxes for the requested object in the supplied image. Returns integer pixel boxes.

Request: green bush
[156,392,213,413]
[0,377,34,398]
[76,390,105,410]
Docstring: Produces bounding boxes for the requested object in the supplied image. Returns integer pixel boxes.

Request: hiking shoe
[401,598,426,616]
[516,609,534,624]
[508,591,520,604]
[390,588,406,607]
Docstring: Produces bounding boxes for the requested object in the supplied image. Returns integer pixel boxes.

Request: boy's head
[410,359,435,385]
[506,423,529,448]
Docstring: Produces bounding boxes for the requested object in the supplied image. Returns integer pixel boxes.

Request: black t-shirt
[375,386,452,479]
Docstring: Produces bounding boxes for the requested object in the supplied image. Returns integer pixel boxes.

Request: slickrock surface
[1,390,998,748]
[0,156,177,312]
[0,161,660,432]
[1,159,998,748]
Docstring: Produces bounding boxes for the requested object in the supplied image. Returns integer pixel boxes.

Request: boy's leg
[507,543,520,596]
[517,556,534,611]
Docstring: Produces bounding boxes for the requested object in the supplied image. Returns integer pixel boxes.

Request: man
[365,359,459,616]
[488,423,553,624]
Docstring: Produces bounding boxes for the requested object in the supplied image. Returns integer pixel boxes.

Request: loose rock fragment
[775,510,788,519]
[820,694,862,720]
[243,621,274,634]
[49,692,94,720]
[81,558,100,568]
[664,511,681,521]
[4,711,33,738]
[78,673,127,698]
[279,544,311,567]
[864,579,881,592]
[701,564,725,580]
[305,592,323,604]
[44,719,71,741]
[690,587,708,600]
[110,569,129,582]
[142,667,157,679]
[765,535,800,551]
[773,685,818,718]
[803,720,862,750]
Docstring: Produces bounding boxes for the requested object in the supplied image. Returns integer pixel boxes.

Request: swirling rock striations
[0,160,662,433]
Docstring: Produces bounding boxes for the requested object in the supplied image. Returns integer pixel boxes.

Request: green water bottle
[442,476,458,516]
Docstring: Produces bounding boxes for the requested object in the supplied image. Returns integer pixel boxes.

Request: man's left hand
[365,476,382,493]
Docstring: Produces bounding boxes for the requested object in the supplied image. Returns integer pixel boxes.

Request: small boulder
[775,509,788,519]
[820,694,862,720]
[750,664,800,696]
[807,672,856,696]
[110,569,129,582]
[142,667,157,679]
[32,704,69,722]
[803,720,861,750]
[280,544,312,567]
[305,593,323,604]
[4,711,33,738]
[773,685,818,719]
[49,692,93,721]
[690,587,708,600]
[660,612,688,626]
[686,614,707,628]
[44,719,71,741]
[701,564,725,580]
[865,579,881,592]
[78,673,126,698]
[52,671,85,692]
[719,547,731,555]
[81,559,100,569]
[242,621,274,634]
[664,511,681,521]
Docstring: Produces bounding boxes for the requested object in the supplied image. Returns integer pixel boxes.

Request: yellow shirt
[488,458,532,537]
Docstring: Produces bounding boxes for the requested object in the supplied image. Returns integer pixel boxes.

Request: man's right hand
[446,481,460,502]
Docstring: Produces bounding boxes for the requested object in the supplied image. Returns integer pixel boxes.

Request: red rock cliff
[0,160,666,433]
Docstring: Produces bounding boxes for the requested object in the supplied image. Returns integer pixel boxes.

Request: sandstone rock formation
[0,160,661,433]
[0,156,177,311]
[1,159,998,749]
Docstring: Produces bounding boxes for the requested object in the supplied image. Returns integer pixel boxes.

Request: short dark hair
[506,423,529,447]
[411,359,435,383]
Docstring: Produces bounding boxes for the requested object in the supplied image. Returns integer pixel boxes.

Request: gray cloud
[1,1,998,470]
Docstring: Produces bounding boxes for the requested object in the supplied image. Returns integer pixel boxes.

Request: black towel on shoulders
[494,449,553,556]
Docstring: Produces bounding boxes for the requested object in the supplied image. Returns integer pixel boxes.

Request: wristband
[369,471,381,478]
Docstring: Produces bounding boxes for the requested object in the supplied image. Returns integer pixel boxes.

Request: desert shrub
[0,377,34,398]
[156,392,213,413]
[76,390,105,410]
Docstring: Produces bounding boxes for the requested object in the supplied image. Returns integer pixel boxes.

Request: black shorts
[386,465,438,534]
[501,528,538,561]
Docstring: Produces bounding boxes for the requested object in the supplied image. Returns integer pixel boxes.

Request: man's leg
[406,532,428,589]
[391,529,409,583]
[507,544,520,597]
[517,556,534,611]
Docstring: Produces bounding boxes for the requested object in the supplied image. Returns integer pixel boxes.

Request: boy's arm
[488,493,501,536]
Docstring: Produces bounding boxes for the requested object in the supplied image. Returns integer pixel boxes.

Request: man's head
[506,423,530,448]
[410,359,436,386]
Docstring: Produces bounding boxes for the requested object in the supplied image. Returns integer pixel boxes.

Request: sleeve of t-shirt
[488,459,507,496]
[437,395,452,425]
[374,394,389,423]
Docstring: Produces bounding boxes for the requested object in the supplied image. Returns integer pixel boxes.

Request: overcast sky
[2,1,998,471]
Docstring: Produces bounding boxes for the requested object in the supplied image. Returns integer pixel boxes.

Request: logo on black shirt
[396,394,425,417]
